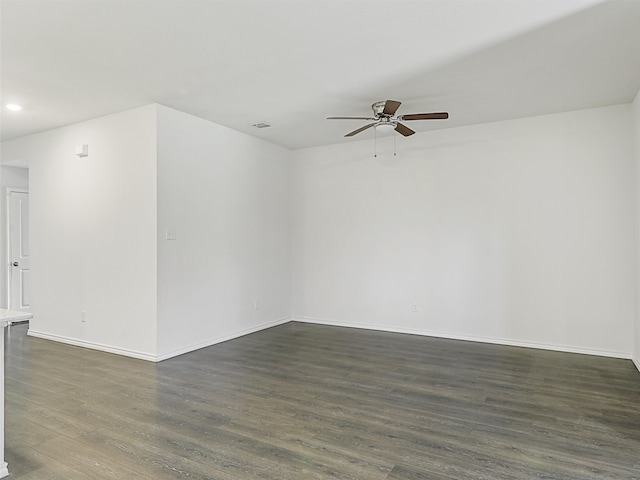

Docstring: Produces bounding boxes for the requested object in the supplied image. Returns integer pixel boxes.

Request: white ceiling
[2,0,640,151]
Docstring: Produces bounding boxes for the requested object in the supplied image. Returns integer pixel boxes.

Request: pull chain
[394,132,397,157]
[373,128,398,158]
[374,126,377,158]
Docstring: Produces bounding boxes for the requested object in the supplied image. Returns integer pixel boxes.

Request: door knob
[12,262,19,267]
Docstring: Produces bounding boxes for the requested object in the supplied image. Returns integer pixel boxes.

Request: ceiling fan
[327,100,448,137]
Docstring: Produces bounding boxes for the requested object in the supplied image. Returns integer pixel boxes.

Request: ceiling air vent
[252,122,272,129]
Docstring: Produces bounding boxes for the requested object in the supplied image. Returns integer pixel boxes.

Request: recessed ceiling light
[6,104,23,111]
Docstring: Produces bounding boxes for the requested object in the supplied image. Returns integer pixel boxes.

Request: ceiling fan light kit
[327,99,449,157]
[374,122,395,134]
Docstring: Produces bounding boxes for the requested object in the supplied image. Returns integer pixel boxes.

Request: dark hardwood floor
[4,321,640,479]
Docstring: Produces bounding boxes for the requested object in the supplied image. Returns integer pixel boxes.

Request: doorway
[7,188,30,312]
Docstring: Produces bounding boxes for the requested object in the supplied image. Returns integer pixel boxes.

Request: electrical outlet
[412,303,418,313]
[254,300,260,311]
[81,311,87,323]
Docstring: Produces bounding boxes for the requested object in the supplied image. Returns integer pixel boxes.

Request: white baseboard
[28,317,293,362]
[0,461,9,478]
[27,316,637,366]
[27,329,157,362]
[155,316,292,361]
[293,316,633,360]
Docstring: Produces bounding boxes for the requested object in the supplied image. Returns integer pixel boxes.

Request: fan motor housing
[372,101,388,117]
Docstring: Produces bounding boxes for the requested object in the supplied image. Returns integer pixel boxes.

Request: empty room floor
[4,321,640,479]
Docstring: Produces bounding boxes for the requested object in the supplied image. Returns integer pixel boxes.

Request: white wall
[156,105,292,359]
[634,91,640,372]
[0,104,292,362]
[0,166,29,308]
[0,106,159,359]
[293,104,635,358]
[1,101,635,363]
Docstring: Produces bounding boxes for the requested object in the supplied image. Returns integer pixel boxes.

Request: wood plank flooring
[4,321,640,479]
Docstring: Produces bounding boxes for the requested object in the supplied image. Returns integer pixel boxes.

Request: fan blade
[400,112,449,121]
[345,123,376,137]
[327,116,375,120]
[394,122,415,137]
[383,100,402,116]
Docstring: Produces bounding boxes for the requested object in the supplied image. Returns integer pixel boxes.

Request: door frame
[6,187,29,311]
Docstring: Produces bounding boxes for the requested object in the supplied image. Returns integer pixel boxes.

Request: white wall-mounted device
[75,144,89,157]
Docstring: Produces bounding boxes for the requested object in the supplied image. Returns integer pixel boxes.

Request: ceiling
[2,0,640,151]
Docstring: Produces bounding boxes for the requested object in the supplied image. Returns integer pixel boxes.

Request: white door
[8,189,30,312]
